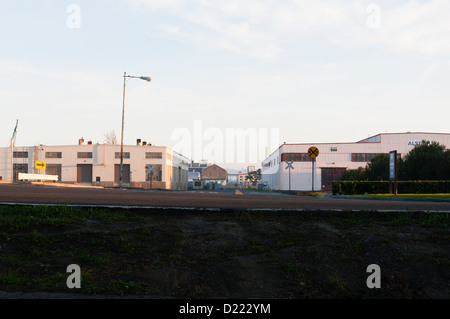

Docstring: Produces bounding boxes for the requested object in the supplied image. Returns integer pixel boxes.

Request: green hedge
[332,180,450,195]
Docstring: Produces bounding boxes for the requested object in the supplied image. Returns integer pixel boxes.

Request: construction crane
[10,119,18,147]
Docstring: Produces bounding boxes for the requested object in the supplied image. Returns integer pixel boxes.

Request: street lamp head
[140,76,152,82]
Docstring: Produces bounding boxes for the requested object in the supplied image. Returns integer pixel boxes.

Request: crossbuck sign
[146,164,157,175]
[285,161,294,170]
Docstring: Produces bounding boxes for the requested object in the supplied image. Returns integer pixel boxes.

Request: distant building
[187,162,228,190]
[201,164,228,185]
[188,171,201,181]
[188,161,208,176]
[262,132,450,192]
[0,138,190,190]
[247,165,256,173]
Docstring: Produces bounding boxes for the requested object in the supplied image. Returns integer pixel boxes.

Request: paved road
[1,183,449,212]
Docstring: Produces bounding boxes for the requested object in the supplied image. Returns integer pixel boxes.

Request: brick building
[201,164,228,184]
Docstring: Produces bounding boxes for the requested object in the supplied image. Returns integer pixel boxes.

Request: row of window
[12,163,166,182]
[283,153,402,163]
[351,153,381,162]
[262,152,403,168]
[12,151,164,159]
[282,153,313,162]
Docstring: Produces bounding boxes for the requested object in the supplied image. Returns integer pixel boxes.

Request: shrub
[333,180,450,195]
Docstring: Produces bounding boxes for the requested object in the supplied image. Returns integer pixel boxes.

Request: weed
[106,280,157,295]
[0,270,27,287]
[419,212,449,227]
[327,271,351,298]
[285,263,307,282]
[190,284,206,298]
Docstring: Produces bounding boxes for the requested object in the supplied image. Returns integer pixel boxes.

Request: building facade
[201,164,228,185]
[0,140,190,190]
[261,132,450,192]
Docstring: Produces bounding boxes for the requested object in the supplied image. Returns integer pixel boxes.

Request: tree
[246,169,262,185]
[402,141,450,180]
[341,167,366,181]
[365,154,391,181]
[103,130,118,145]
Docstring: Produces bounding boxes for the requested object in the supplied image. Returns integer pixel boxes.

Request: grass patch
[352,193,450,200]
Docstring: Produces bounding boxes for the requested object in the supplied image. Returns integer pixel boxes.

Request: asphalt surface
[1,183,449,212]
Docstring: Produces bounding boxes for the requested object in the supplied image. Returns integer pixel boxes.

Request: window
[145,164,162,182]
[115,152,130,159]
[77,152,92,159]
[283,153,312,162]
[146,152,162,159]
[13,163,28,181]
[351,153,383,162]
[13,151,28,158]
[46,152,62,159]
[13,163,28,170]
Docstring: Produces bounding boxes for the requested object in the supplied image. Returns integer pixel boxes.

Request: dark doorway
[321,167,346,191]
[77,164,92,184]
[46,164,62,181]
[115,164,130,184]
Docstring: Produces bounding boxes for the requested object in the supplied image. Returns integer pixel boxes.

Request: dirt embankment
[0,208,448,299]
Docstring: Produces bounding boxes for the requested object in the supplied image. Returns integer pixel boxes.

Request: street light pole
[119,72,151,188]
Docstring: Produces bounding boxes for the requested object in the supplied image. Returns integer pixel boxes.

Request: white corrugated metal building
[261,132,450,192]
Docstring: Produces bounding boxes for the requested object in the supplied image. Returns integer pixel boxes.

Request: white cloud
[331,0,450,57]
[0,59,113,87]
[132,0,450,58]
[133,0,361,59]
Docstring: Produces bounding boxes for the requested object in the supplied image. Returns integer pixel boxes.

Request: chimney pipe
[79,138,84,145]
[137,139,141,146]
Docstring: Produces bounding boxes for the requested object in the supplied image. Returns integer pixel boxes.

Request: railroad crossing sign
[285,161,294,170]
[307,147,319,191]
[146,164,157,175]
[35,161,46,169]
[308,147,319,159]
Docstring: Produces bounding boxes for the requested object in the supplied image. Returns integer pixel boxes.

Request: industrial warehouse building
[261,132,450,192]
[0,138,190,190]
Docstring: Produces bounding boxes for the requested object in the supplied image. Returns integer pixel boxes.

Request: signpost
[389,150,397,195]
[146,164,156,189]
[307,147,319,191]
[285,161,294,191]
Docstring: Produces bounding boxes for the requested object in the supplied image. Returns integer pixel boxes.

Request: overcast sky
[1,0,449,169]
